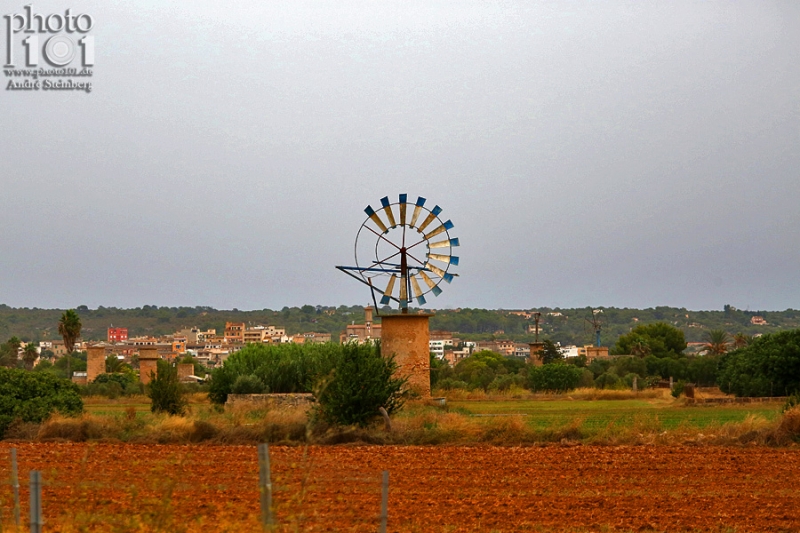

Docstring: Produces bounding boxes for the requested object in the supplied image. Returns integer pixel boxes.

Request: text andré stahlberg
[4,5,94,94]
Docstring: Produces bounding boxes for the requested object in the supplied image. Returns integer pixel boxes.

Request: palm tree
[733,333,751,349]
[22,344,39,370]
[703,329,730,356]
[58,309,82,380]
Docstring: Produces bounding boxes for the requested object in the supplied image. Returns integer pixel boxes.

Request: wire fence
[0,445,391,533]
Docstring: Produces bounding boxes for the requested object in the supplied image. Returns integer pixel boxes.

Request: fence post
[632,376,638,392]
[11,448,20,529]
[257,443,274,530]
[29,471,42,533]
[379,470,389,533]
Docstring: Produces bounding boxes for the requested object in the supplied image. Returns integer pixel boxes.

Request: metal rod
[257,443,274,530]
[11,448,20,529]
[379,470,389,533]
[29,471,42,533]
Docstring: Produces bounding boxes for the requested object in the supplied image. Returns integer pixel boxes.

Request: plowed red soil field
[1,443,798,532]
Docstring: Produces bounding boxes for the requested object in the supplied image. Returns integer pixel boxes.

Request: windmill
[336,194,460,313]
[584,309,604,347]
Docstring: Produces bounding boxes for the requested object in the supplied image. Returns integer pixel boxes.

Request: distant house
[340,306,381,344]
[751,316,768,326]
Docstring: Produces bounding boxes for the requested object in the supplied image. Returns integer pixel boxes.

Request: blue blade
[416,295,426,305]
[443,220,454,230]
[450,256,459,266]
[451,238,460,247]
[380,196,390,208]
[416,196,426,207]
[443,273,454,283]
[399,193,407,203]
[380,295,391,305]
[365,205,376,216]
[431,205,442,216]
[432,286,443,296]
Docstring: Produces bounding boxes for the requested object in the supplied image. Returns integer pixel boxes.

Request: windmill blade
[410,196,426,228]
[410,275,426,305]
[399,274,408,305]
[424,219,454,241]
[399,193,408,226]
[380,275,397,305]
[427,253,459,266]
[380,196,397,228]
[419,270,443,296]
[417,205,442,233]
[429,238,459,249]
[364,205,389,233]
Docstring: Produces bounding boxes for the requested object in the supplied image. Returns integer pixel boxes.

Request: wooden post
[257,443,274,530]
[632,376,638,392]
[11,448,20,529]
[29,471,42,533]
[669,376,674,390]
[379,470,389,533]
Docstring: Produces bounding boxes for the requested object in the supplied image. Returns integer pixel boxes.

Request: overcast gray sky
[1,1,798,311]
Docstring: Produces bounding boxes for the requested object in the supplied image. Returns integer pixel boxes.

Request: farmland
[450,397,784,431]
[1,443,799,532]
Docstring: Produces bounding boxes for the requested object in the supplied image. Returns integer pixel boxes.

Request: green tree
[718,329,800,397]
[315,342,406,427]
[147,359,186,415]
[0,368,83,437]
[22,344,38,370]
[527,363,583,392]
[105,355,126,373]
[58,310,82,380]
[703,329,730,355]
[612,323,686,358]
[537,339,564,365]
[0,337,22,368]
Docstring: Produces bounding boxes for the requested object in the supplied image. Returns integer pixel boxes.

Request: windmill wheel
[341,194,460,310]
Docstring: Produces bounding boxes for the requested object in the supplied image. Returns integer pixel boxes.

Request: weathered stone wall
[381,314,431,397]
[226,393,315,409]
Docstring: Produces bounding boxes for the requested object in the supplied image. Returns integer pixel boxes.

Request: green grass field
[450,398,784,430]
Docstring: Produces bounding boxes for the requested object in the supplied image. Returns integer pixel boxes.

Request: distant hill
[1,304,797,348]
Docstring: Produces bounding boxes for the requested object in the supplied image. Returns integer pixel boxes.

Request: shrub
[436,378,469,391]
[314,342,406,427]
[231,374,267,394]
[578,368,595,388]
[209,343,338,404]
[487,374,526,392]
[0,368,83,437]
[527,363,583,393]
[719,329,800,397]
[595,371,622,389]
[452,351,526,391]
[671,380,686,398]
[147,360,186,415]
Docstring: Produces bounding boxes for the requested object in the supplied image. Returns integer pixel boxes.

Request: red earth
[1,443,798,532]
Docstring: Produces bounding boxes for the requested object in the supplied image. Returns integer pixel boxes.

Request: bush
[452,351,526,391]
[231,374,267,394]
[314,343,406,427]
[671,380,686,398]
[0,368,83,437]
[719,329,800,397]
[147,360,186,415]
[487,374,526,392]
[527,363,583,393]
[595,371,622,389]
[436,378,469,391]
[209,343,339,404]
